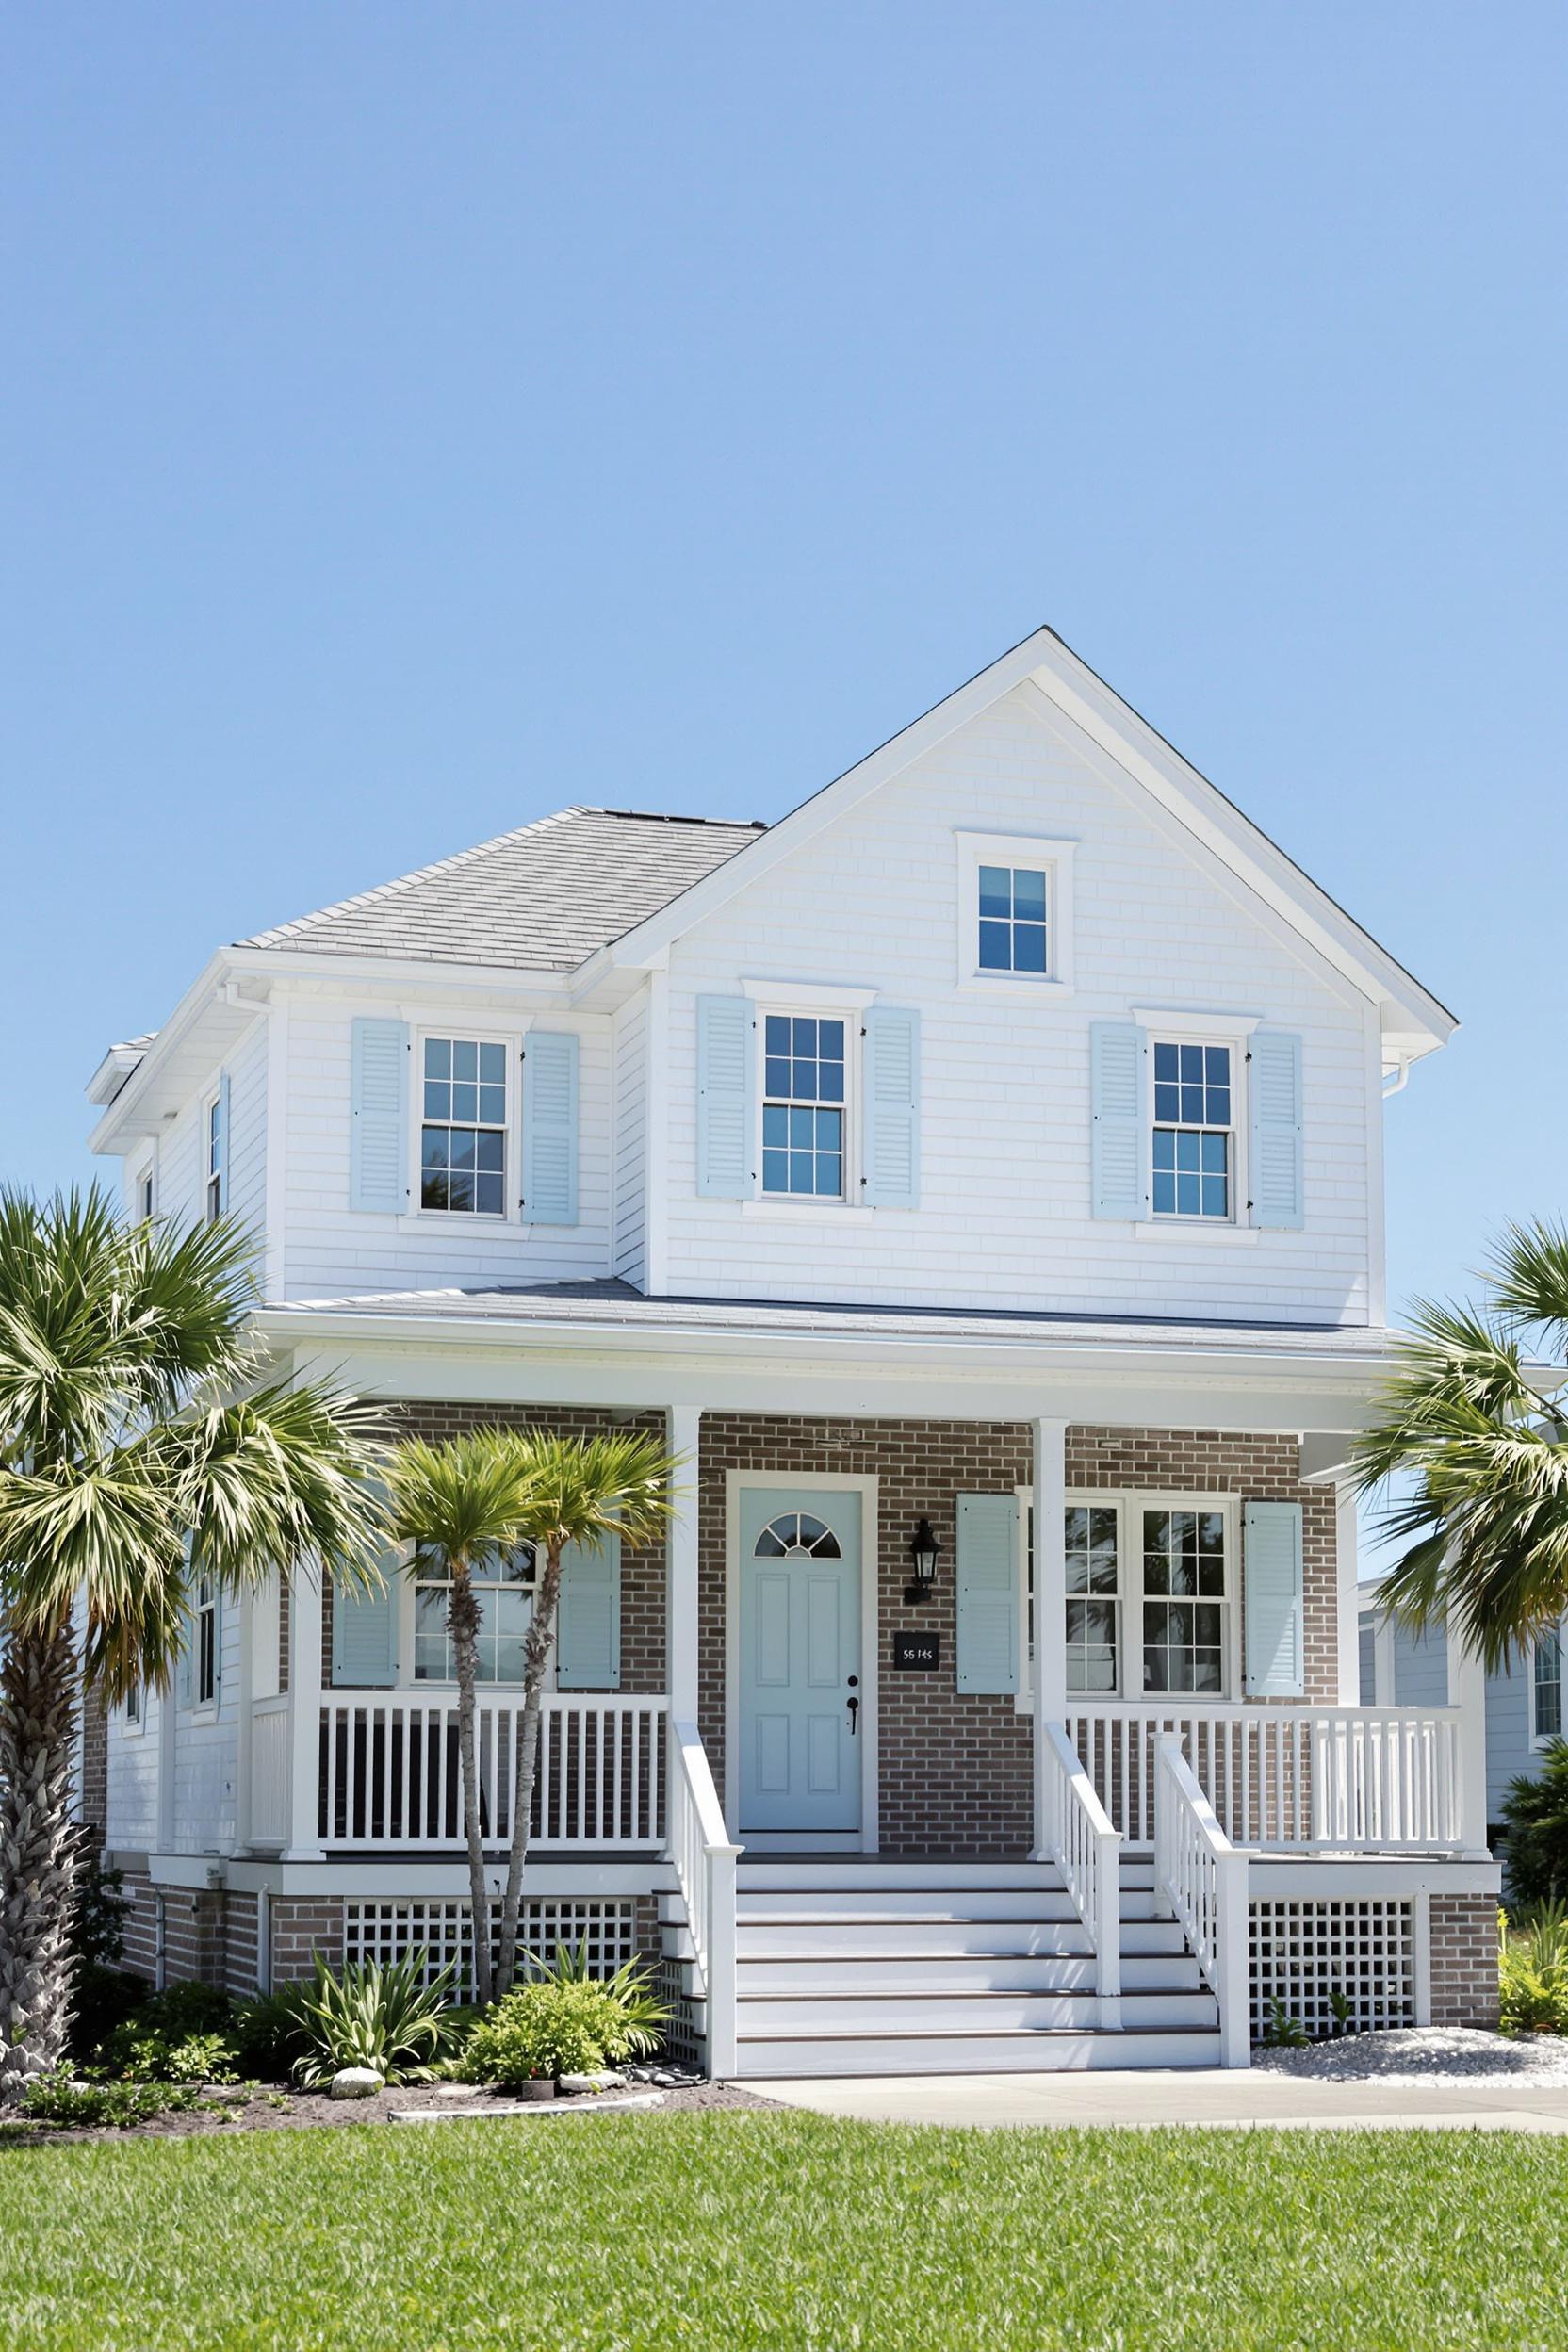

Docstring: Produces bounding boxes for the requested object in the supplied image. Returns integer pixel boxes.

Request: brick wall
[321,1401,667,1692]
[1430,1891,1499,2028]
[271,1897,346,1983]
[701,1414,1338,1856]
[78,1688,108,1843]
[115,1873,232,1990]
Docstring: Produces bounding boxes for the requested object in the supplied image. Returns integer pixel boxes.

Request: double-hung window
[761,1015,845,1200]
[1034,1497,1233,1697]
[414,1549,535,1683]
[1535,1627,1563,1743]
[192,1574,219,1707]
[204,1097,224,1224]
[1152,1040,1234,1221]
[420,1036,509,1215]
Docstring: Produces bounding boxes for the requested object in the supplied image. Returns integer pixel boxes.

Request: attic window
[955,832,1076,996]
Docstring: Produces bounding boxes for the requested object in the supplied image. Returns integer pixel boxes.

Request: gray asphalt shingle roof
[237,806,764,971]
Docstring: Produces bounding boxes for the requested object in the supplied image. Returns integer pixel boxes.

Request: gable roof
[237,806,763,972]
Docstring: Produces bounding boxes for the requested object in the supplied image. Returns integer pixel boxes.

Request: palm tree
[0,1190,389,2099]
[493,1429,679,1994]
[384,1430,537,2007]
[1353,1219,1568,1672]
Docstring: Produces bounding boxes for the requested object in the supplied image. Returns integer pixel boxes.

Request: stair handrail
[1152,1730,1250,2068]
[667,1717,742,2078]
[1037,1719,1121,2018]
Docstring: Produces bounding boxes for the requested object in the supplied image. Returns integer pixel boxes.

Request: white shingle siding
[612,990,649,1289]
[660,692,1377,1324]
[105,1695,161,1846]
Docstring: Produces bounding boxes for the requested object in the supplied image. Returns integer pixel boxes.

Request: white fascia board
[87,952,231,1155]
[222,945,576,1003]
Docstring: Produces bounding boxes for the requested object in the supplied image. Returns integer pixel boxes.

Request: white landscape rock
[557,2071,627,2095]
[328,2067,384,2099]
[1255,2027,1568,2089]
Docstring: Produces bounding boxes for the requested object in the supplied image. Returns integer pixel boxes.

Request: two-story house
[86,627,1498,2073]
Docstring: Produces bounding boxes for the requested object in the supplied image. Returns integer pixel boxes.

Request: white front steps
[727,1856,1219,2079]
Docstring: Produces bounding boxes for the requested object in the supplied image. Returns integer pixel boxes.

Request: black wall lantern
[906,1516,942,1605]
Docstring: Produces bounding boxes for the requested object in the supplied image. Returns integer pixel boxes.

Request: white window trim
[122,1681,145,1737]
[202,1086,225,1226]
[1529,1615,1565,1749]
[955,830,1076,998]
[406,1021,525,1228]
[128,1145,157,1223]
[1137,1013,1256,1233]
[1014,1488,1242,1708]
[749,992,861,1210]
[190,1576,220,1716]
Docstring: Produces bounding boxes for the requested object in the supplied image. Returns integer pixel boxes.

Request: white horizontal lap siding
[612,992,648,1289]
[105,1694,161,1846]
[224,1020,269,1242]
[172,1603,241,1854]
[280,1000,615,1299]
[662,692,1371,1323]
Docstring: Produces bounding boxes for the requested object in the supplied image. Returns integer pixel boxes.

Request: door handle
[846,1691,859,1736]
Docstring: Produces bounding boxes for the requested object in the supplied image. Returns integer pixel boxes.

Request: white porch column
[1335,1480,1363,1705]
[285,1566,325,1860]
[1447,1626,1491,1856]
[665,1407,702,1723]
[1031,1417,1069,1857]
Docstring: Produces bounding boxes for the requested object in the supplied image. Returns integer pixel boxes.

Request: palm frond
[1488,1219,1568,1350]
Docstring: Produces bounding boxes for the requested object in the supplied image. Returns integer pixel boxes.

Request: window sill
[741,1199,877,1223]
[394,1211,529,1236]
[1134,1219,1260,1247]
[956,974,1075,1004]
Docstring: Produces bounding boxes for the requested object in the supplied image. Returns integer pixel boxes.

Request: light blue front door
[738,1488,862,1837]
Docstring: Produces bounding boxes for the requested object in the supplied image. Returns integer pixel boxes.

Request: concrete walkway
[744,2068,1568,2132]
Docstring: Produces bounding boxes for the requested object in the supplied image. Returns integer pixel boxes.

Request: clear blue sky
[4,4,1563,1324]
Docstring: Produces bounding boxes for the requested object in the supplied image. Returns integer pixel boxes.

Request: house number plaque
[893,1630,940,1672]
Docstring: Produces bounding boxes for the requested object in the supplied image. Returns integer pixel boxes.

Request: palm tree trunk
[0,1613,81,2100]
[446,1563,493,2008]
[496,1542,564,1994]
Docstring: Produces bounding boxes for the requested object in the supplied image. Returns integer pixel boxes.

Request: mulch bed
[4,2075,778,2146]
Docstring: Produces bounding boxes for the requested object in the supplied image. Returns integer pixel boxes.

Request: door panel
[738,1489,862,1837]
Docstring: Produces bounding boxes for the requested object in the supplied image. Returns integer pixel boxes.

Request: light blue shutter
[862,1005,921,1209]
[956,1494,1019,1695]
[556,1535,621,1690]
[1249,1031,1304,1231]
[696,995,754,1199]
[522,1032,580,1224]
[1244,1501,1304,1698]
[331,1572,398,1688]
[350,1018,409,1214]
[1090,1022,1147,1220]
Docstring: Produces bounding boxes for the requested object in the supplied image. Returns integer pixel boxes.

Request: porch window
[420,1035,508,1216]
[761,1015,845,1199]
[1140,1509,1227,1692]
[1152,1041,1233,1221]
[1535,1628,1562,1742]
[414,1549,535,1684]
[1036,1497,1233,1697]
[1065,1506,1119,1693]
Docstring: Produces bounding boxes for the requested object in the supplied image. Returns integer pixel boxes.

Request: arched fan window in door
[753,1512,841,1560]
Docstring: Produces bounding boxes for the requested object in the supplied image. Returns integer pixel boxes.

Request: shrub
[1500,1902,1568,2035]
[22,2068,199,2129]
[92,1982,242,2084]
[290,1950,457,2088]
[1497,1740,1568,1906]
[464,1956,668,2086]
[232,1984,308,2080]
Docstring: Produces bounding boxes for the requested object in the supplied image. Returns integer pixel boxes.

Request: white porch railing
[668,1719,741,2077]
[1152,1732,1250,2068]
[250,1696,291,1845]
[312,1692,666,1850]
[1066,1703,1465,1852]
[1036,1720,1121,2018]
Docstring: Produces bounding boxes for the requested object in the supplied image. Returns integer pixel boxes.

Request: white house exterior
[86,628,1498,2072]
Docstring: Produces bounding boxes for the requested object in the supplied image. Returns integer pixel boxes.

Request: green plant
[117,2029,239,2085]
[1499,1901,1568,2034]
[91,1980,241,2082]
[1497,1743,1568,1907]
[290,1950,457,2087]
[464,1959,668,2086]
[232,1983,309,2079]
[21,2066,198,2128]
[1327,1985,1352,2036]
[1261,1999,1308,2049]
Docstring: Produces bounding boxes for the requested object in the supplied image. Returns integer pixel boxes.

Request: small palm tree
[494,1429,679,1993]
[384,1430,537,2005]
[1353,1219,1568,1671]
[0,1190,389,2098]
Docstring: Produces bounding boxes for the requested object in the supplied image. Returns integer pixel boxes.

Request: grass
[1,2109,1567,2349]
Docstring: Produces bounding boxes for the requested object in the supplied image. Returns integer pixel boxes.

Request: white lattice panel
[345,1899,639,2000]
[1250,1898,1415,2040]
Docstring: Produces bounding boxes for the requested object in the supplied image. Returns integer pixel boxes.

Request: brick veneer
[699,1414,1339,1857]
[78,1688,108,1844]
[1430,1892,1500,2028]
[320,1401,667,1691]
[271,1896,346,1982]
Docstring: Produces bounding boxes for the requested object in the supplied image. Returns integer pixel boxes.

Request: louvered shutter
[1090,1022,1147,1220]
[556,1536,621,1690]
[350,1018,409,1214]
[1244,1501,1304,1699]
[522,1032,580,1224]
[696,996,754,1199]
[1249,1031,1304,1231]
[331,1573,399,1689]
[956,1494,1019,1694]
[862,1005,921,1209]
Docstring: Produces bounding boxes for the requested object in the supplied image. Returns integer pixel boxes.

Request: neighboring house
[1360,1589,1564,1852]
[87,626,1498,2071]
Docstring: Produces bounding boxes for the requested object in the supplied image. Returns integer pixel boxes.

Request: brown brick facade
[699,1414,1339,1856]
[1430,1891,1500,2029]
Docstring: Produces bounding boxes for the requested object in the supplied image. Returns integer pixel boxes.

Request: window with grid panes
[976,864,1049,975]
[761,1015,845,1199]
[1141,1509,1227,1692]
[192,1574,218,1707]
[1152,1040,1233,1219]
[1065,1506,1119,1692]
[204,1096,224,1224]
[1536,1628,1562,1740]
[415,1549,535,1683]
[420,1037,508,1215]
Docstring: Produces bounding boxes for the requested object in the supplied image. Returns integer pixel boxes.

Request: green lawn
[0,2110,1565,2350]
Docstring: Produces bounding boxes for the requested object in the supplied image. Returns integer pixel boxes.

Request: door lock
[846,1674,859,1736]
